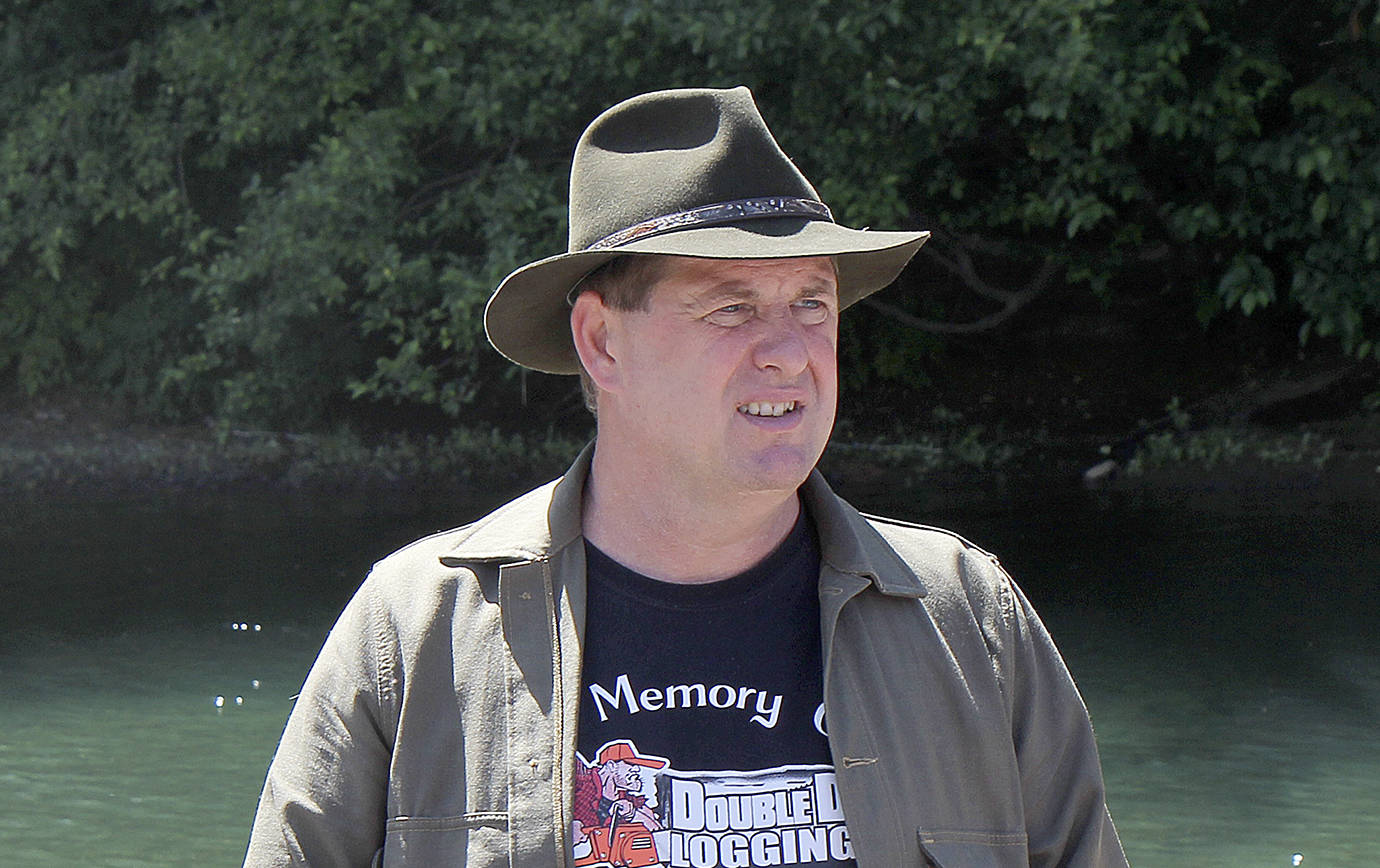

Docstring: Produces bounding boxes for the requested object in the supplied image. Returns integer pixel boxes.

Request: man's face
[604,760,641,791]
[599,256,839,502]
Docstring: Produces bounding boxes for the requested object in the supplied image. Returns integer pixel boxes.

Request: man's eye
[793,298,831,322]
[706,304,752,325]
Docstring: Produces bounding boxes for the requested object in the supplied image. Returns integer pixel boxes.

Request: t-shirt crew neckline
[581,509,816,610]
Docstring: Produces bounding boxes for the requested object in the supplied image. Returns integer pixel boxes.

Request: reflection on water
[0,624,323,865]
[1,486,1376,866]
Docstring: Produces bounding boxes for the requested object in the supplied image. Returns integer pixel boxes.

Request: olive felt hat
[483,86,930,374]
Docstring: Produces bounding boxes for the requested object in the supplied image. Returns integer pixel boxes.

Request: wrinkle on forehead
[683,279,838,308]
[664,257,839,310]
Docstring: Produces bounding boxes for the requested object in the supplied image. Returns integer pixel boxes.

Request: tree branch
[395,166,485,222]
[864,256,1057,335]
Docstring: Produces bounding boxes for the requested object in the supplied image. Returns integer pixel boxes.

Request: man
[571,740,667,865]
[246,86,1129,867]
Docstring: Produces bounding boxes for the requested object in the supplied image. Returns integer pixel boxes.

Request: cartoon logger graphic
[572,741,669,867]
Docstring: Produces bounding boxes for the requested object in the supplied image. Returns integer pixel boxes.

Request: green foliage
[1,0,1377,429]
[1125,397,1338,473]
[0,419,585,494]
[828,405,1018,486]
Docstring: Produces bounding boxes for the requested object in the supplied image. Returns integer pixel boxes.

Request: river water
[2,479,1376,866]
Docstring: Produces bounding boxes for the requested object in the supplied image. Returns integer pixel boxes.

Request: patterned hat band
[584,196,835,251]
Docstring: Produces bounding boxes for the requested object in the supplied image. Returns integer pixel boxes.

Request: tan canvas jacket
[245,446,1128,867]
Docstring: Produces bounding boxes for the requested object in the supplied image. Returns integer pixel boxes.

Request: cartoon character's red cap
[596,740,668,769]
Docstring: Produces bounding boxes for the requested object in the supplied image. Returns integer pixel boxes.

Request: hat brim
[485,218,930,374]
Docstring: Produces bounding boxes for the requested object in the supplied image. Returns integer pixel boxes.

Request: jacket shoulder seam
[861,512,1001,560]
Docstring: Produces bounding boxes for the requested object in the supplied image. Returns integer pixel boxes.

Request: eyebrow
[687,279,839,307]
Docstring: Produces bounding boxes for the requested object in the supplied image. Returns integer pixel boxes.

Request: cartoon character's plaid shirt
[573,760,652,828]
[572,761,602,828]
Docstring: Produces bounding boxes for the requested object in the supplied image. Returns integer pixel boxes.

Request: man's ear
[570,291,621,392]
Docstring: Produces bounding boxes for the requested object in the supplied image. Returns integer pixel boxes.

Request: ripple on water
[0,624,327,865]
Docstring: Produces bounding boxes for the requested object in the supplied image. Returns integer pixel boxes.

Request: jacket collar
[801,471,928,598]
[440,443,592,564]
[442,442,927,598]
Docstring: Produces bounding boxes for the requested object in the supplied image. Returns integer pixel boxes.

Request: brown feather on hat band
[585,196,835,251]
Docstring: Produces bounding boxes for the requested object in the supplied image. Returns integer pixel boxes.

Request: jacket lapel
[803,470,928,599]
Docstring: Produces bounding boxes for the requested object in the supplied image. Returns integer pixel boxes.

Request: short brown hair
[573,255,668,413]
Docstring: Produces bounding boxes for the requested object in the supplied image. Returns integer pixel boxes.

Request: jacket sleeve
[1003,575,1129,868]
[243,576,397,867]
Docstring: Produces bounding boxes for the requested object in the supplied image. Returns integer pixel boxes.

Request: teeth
[740,401,797,417]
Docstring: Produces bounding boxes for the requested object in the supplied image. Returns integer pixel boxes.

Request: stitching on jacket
[386,812,510,832]
[503,594,520,858]
[543,557,572,867]
[918,828,1027,846]
[860,512,997,557]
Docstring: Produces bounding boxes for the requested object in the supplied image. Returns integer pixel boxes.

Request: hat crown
[567,87,821,252]
[483,85,929,374]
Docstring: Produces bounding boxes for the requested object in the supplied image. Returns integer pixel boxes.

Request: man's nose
[750,312,810,375]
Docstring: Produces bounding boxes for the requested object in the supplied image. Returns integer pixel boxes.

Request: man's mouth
[738,401,798,417]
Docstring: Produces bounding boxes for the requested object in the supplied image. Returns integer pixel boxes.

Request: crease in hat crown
[484,85,930,374]
[567,86,826,252]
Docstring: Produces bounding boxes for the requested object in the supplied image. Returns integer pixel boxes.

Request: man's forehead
[657,255,838,298]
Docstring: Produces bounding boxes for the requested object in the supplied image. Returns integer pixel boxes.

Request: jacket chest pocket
[918,830,1028,867]
[379,813,510,866]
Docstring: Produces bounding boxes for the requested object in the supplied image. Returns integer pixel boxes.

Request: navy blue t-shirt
[573,512,857,867]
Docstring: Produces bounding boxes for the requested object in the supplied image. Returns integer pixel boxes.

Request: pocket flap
[917,829,1027,867]
[380,814,510,866]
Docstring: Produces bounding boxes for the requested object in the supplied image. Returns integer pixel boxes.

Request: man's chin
[732,447,822,494]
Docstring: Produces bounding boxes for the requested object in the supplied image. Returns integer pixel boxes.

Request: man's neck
[580,444,804,585]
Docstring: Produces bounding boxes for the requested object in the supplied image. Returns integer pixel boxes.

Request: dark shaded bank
[0,395,581,504]
[3,392,1377,511]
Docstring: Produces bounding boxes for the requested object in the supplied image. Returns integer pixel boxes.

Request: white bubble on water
[235,696,244,706]
[251,679,261,690]
[214,695,225,708]
[254,623,262,632]
[230,623,240,631]
[1292,855,1303,867]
